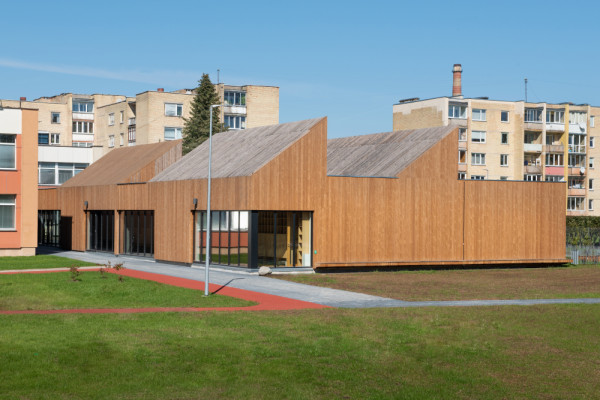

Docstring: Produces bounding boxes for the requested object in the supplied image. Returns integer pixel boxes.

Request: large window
[121,211,154,257]
[567,197,585,211]
[164,127,182,140]
[546,110,565,123]
[448,104,467,119]
[525,108,542,122]
[471,131,486,143]
[224,91,246,106]
[87,210,114,252]
[73,121,94,134]
[38,162,88,185]
[195,210,250,266]
[72,100,94,113]
[569,111,587,125]
[472,109,486,121]
[0,195,16,230]
[256,211,311,267]
[165,103,183,117]
[38,210,60,246]
[471,153,486,165]
[224,115,246,130]
[470,175,485,180]
[0,134,16,169]
[525,174,542,181]
[545,153,564,166]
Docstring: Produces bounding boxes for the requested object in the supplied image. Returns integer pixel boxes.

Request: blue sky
[1,0,599,138]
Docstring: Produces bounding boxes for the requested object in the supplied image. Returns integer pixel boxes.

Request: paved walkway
[32,249,600,309]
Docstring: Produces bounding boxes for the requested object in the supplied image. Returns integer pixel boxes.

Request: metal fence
[566,227,600,265]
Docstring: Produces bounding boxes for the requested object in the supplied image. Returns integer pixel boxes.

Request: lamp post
[205,104,221,296]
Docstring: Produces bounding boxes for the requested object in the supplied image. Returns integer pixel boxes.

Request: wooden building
[38,117,567,269]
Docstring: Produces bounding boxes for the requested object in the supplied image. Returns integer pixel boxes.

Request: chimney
[452,64,462,98]
[157,88,164,92]
[20,96,26,101]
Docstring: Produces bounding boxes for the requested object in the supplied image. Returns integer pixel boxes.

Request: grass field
[0,271,254,310]
[275,265,600,301]
[0,255,97,270]
[1,305,599,399]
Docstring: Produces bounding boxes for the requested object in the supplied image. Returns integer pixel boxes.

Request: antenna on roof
[524,78,528,102]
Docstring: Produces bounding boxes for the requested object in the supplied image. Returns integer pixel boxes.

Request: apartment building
[0,84,278,187]
[0,106,38,256]
[393,64,600,216]
[94,85,279,154]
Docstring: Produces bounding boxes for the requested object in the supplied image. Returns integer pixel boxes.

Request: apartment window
[72,100,94,113]
[500,176,508,181]
[165,103,183,117]
[51,112,61,124]
[224,115,246,130]
[38,133,49,145]
[0,134,16,169]
[448,104,467,119]
[72,142,93,148]
[108,113,115,126]
[109,135,115,148]
[471,131,486,143]
[223,91,246,106]
[590,137,595,148]
[459,150,466,164]
[458,128,467,142]
[458,172,466,180]
[72,121,94,134]
[470,175,485,180]
[471,153,486,165]
[128,126,136,143]
[525,108,542,122]
[569,154,586,168]
[501,132,509,145]
[524,175,541,182]
[567,196,585,211]
[545,153,564,167]
[590,199,594,211]
[590,157,595,169]
[164,127,182,140]
[0,195,16,230]
[546,176,564,182]
[472,109,486,121]
[500,154,508,167]
[38,162,88,185]
[546,110,565,123]
[501,111,509,122]
[120,133,124,146]
[569,111,587,125]
[590,179,594,191]
[50,133,60,145]
[591,116,595,127]
[120,111,124,124]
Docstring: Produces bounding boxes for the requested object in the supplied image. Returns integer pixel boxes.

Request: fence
[566,227,600,265]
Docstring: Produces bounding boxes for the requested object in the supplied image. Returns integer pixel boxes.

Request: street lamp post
[205,104,221,296]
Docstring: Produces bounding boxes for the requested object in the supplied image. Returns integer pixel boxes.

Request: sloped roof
[151,118,324,182]
[327,126,455,177]
[61,140,182,187]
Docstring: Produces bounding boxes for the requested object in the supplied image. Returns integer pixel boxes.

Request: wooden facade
[39,118,567,268]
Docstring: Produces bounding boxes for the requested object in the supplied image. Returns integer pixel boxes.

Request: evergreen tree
[182,73,225,154]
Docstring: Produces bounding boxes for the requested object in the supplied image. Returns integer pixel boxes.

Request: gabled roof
[326,126,455,177]
[61,140,182,187]
[151,118,324,182]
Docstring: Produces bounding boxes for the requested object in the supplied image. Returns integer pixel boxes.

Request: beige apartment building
[393,65,599,216]
[0,85,279,186]
[95,85,279,153]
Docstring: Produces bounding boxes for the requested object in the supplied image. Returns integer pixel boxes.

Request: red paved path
[0,268,329,315]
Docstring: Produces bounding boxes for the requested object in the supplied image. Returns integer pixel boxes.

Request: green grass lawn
[1,305,599,399]
[0,255,97,270]
[0,271,254,310]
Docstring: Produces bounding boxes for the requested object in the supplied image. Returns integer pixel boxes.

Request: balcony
[545,166,564,176]
[569,123,587,134]
[568,167,586,176]
[128,118,136,126]
[458,141,467,150]
[222,105,247,115]
[524,122,543,131]
[523,143,542,153]
[544,144,565,153]
[458,163,467,172]
[546,123,565,133]
[568,188,586,196]
[525,165,542,174]
[568,144,586,153]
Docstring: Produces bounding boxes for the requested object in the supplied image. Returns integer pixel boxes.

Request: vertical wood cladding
[39,119,566,266]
